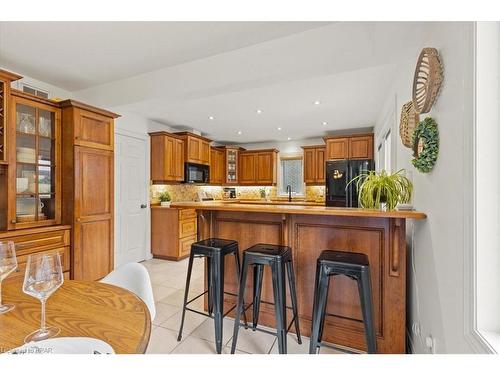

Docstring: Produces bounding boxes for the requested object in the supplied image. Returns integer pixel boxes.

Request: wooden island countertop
[151,200,426,353]
[157,201,427,220]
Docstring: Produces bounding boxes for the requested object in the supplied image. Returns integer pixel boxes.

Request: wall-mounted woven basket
[399,101,420,148]
[412,48,443,114]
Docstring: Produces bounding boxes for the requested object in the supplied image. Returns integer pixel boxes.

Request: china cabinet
[7,92,62,230]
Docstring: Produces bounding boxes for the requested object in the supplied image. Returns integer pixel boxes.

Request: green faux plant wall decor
[412,117,439,173]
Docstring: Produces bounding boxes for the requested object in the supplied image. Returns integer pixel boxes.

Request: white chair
[100,262,156,321]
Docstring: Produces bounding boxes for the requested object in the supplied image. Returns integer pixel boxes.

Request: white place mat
[8,337,115,354]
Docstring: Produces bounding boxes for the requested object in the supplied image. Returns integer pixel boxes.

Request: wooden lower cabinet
[0,225,71,283]
[151,207,197,261]
[197,210,407,353]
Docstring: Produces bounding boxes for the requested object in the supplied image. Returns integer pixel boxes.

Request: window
[279,156,304,196]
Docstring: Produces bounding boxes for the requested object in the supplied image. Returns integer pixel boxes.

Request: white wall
[374,22,477,353]
[476,22,500,336]
[238,137,324,154]
[7,71,73,99]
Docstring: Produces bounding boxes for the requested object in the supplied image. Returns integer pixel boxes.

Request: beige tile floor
[142,257,342,354]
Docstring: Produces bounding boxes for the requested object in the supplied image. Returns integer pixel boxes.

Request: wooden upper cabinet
[201,141,210,165]
[209,147,224,184]
[325,137,349,160]
[175,132,211,165]
[256,151,277,185]
[349,135,374,160]
[238,152,257,184]
[325,134,374,161]
[316,147,326,183]
[60,100,117,151]
[187,137,201,162]
[302,146,325,185]
[239,149,277,186]
[303,147,317,184]
[149,132,184,183]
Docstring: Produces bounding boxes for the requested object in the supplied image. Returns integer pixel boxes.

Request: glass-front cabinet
[8,95,61,229]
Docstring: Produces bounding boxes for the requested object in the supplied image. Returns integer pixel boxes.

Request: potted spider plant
[347,169,413,211]
[158,191,172,207]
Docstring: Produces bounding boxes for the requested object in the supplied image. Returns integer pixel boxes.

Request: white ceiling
[0,21,432,144]
[0,21,327,91]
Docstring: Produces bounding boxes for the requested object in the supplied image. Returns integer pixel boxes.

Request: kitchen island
[168,201,426,353]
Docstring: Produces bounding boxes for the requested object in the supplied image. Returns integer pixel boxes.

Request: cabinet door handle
[76,218,81,222]
[140,204,147,209]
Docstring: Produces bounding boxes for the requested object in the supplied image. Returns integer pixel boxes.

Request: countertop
[153,201,427,219]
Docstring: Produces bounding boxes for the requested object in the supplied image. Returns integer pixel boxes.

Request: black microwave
[184,162,209,183]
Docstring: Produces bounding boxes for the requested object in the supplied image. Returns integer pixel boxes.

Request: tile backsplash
[150,184,325,203]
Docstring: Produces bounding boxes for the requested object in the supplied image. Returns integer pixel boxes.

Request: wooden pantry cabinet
[324,134,374,160]
[149,132,184,183]
[151,207,197,261]
[175,132,211,165]
[238,149,278,186]
[302,145,326,185]
[61,100,120,281]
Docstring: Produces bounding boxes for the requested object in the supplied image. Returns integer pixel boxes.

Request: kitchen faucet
[286,185,292,202]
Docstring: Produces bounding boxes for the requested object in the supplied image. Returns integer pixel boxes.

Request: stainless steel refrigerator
[325,159,374,207]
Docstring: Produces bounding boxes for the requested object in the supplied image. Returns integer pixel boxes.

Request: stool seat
[245,244,291,258]
[318,250,369,266]
[192,238,237,252]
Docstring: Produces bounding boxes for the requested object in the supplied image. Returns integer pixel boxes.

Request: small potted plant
[347,169,413,211]
[158,191,172,207]
[259,188,266,199]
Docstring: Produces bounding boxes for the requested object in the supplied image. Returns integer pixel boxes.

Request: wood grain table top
[157,201,427,219]
[0,279,151,354]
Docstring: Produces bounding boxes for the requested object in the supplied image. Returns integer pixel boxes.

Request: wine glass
[23,252,64,342]
[0,241,18,314]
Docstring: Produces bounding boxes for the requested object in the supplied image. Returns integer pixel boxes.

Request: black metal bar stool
[231,244,301,354]
[309,250,376,354]
[177,238,247,354]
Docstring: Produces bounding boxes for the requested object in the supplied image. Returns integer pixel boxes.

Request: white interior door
[115,132,149,267]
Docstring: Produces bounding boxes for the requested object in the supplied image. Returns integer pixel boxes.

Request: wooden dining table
[0,279,152,354]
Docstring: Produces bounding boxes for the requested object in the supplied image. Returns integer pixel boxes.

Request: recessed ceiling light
[208,116,215,120]
[314,100,321,105]
[256,109,263,114]
[237,131,242,135]
[287,137,292,141]
[277,127,282,131]
[322,121,328,126]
